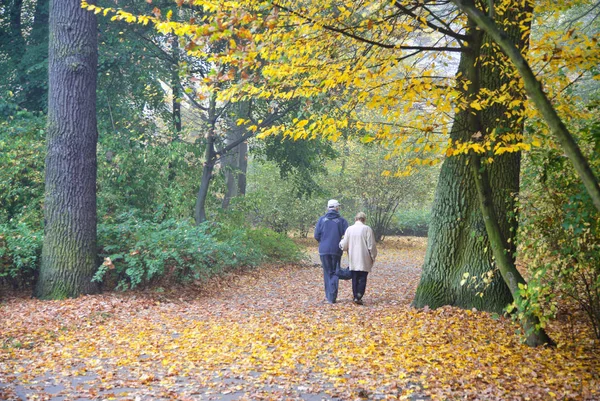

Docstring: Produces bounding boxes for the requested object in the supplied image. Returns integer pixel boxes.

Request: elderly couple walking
[314,199,377,305]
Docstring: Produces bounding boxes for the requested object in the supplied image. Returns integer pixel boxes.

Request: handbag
[335,264,352,280]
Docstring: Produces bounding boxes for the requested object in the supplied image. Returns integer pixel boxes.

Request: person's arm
[367,227,377,261]
[339,228,349,251]
[314,217,322,242]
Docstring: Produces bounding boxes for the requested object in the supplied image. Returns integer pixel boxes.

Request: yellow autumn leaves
[81,0,600,165]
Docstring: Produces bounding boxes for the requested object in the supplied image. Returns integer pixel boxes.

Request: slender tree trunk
[222,130,241,210]
[171,34,182,133]
[35,0,100,299]
[470,154,553,346]
[222,100,250,208]
[194,94,217,224]
[194,147,215,224]
[413,2,530,312]
[237,139,248,196]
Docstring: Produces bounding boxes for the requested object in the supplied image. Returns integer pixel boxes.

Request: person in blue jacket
[314,199,349,304]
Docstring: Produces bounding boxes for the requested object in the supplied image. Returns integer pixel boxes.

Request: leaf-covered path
[1,238,599,400]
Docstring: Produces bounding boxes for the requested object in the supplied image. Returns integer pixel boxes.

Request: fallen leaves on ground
[1,237,598,400]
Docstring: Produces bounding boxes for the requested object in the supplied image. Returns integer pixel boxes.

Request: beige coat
[339,221,377,272]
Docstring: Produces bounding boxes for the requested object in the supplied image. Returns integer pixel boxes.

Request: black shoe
[353,298,363,305]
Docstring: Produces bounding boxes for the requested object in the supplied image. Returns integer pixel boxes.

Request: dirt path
[1,237,599,401]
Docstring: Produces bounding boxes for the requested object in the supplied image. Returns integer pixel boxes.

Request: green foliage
[330,141,438,241]
[393,209,431,237]
[0,111,45,227]
[0,0,48,113]
[518,109,600,338]
[243,161,324,236]
[252,136,338,198]
[95,214,305,290]
[244,227,306,263]
[244,141,437,239]
[98,137,202,222]
[0,223,43,288]
[95,215,259,289]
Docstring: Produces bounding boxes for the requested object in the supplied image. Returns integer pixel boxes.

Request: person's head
[355,212,366,223]
[327,199,340,211]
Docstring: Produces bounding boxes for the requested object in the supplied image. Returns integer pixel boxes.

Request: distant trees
[0,0,49,112]
[35,0,100,299]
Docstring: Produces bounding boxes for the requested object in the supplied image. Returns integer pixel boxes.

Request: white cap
[327,199,340,209]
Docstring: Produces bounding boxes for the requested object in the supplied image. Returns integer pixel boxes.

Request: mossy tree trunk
[470,154,553,346]
[413,3,531,313]
[35,0,100,299]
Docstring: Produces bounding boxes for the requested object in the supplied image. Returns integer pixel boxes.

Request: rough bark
[35,0,100,299]
[413,4,530,313]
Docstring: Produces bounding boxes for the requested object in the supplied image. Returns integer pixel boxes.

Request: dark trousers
[351,271,369,300]
[320,254,340,303]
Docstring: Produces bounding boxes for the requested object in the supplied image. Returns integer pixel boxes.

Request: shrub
[0,223,43,288]
[244,227,306,263]
[391,209,431,237]
[519,135,600,338]
[94,214,305,290]
[0,111,45,227]
[95,215,263,290]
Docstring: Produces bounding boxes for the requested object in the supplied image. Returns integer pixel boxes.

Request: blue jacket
[314,210,349,256]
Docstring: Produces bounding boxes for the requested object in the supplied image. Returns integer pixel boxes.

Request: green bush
[245,227,306,263]
[0,111,45,227]
[94,214,305,290]
[95,215,261,289]
[0,223,43,288]
[392,209,431,237]
[518,110,600,338]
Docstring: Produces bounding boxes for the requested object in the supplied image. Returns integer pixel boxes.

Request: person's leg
[356,271,369,301]
[351,270,359,300]
[320,255,339,303]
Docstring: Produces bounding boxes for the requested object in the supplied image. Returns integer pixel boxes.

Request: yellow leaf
[296,119,309,128]
[470,100,482,111]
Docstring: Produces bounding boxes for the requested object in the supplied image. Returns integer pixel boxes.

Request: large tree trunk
[413,4,530,313]
[35,0,100,299]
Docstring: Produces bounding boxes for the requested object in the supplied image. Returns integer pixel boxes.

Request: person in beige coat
[339,212,377,305]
